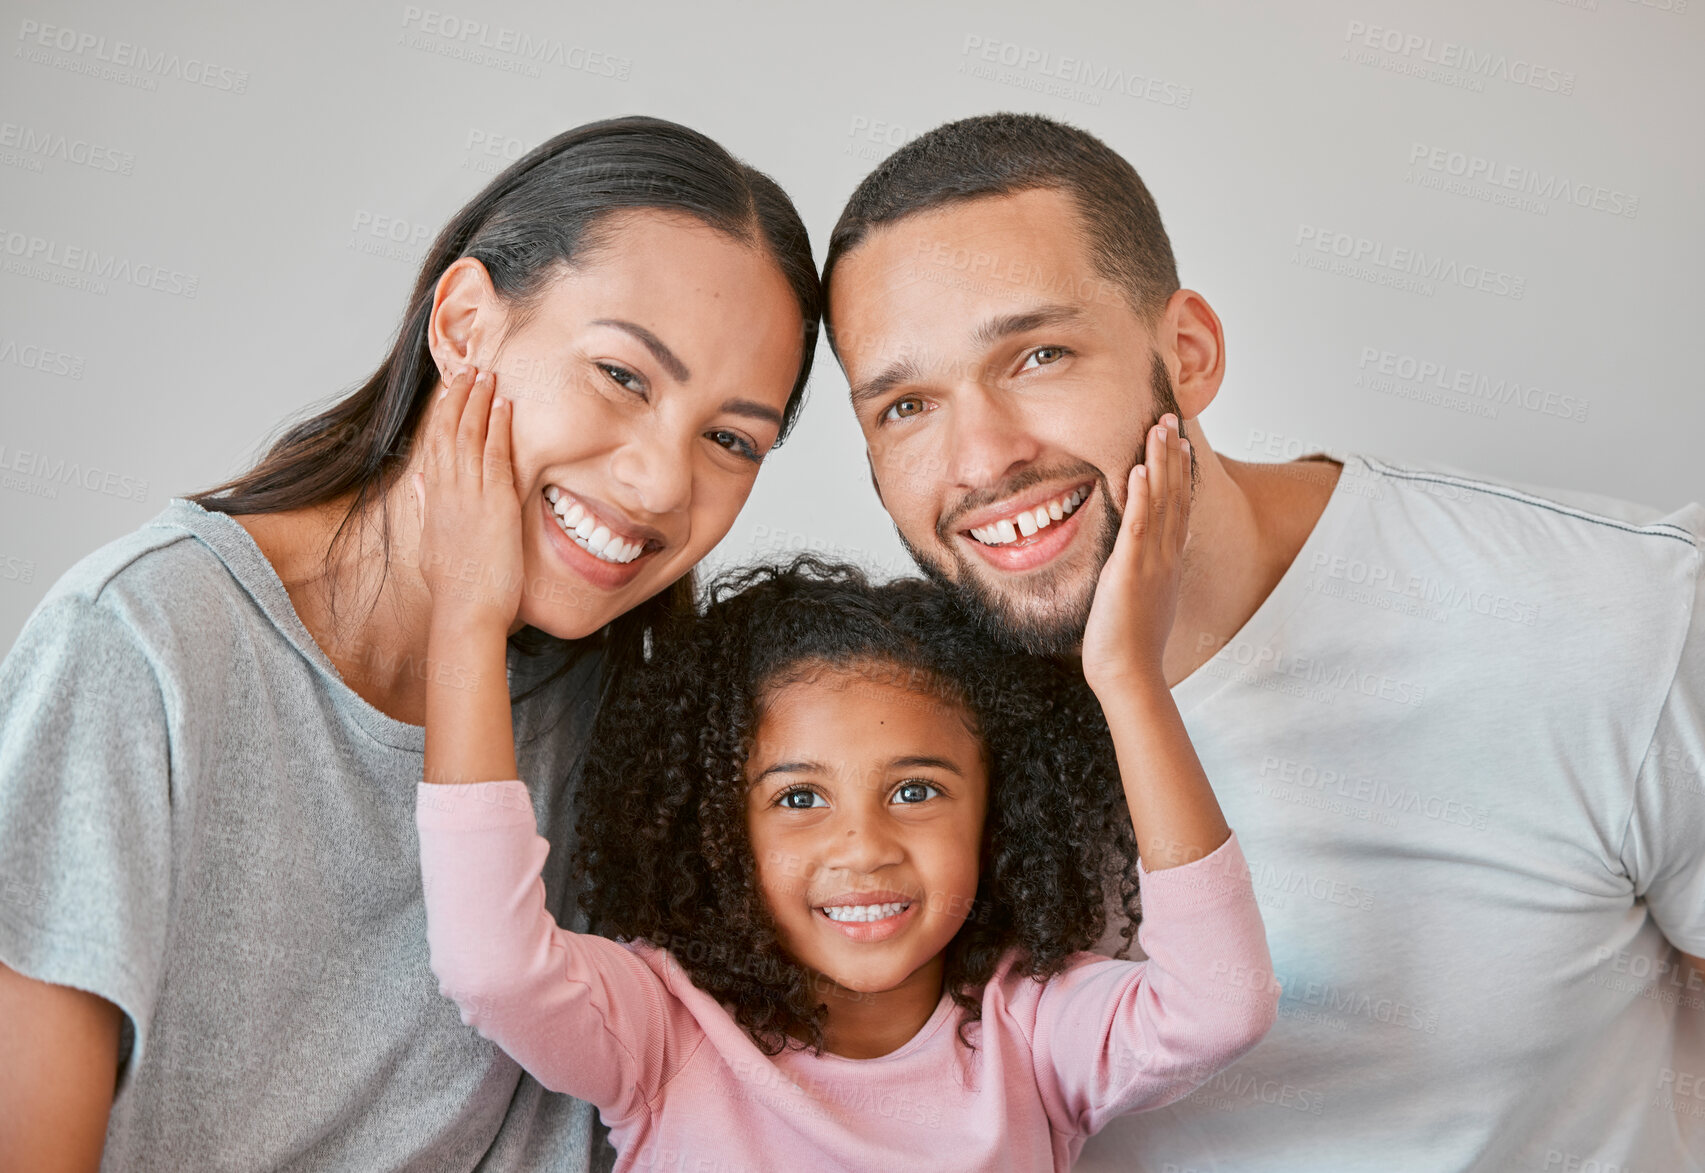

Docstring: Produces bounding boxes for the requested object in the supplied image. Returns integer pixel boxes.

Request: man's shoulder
[1349,452,1701,570]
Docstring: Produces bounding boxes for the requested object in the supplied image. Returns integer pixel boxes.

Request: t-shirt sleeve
[1621,537,1705,956]
[1027,832,1278,1138]
[417,780,691,1125]
[0,593,175,1071]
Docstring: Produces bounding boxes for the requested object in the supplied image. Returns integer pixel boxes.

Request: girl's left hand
[1079,414,1192,696]
[412,366,525,634]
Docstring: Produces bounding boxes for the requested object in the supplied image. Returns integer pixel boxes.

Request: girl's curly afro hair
[573,556,1140,1055]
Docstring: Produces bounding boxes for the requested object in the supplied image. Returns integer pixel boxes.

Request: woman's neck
[812,952,947,1060]
[234,481,440,725]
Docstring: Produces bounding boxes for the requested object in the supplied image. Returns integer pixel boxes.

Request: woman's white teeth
[822,901,909,923]
[546,489,645,564]
[971,486,1088,547]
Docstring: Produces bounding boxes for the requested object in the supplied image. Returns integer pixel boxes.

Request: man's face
[829,188,1178,653]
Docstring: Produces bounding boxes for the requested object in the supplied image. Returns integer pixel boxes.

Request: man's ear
[866,451,885,507]
[1160,289,1226,421]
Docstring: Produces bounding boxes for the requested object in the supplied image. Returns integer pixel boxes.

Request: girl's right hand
[1079,414,1192,697]
[412,366,525,635]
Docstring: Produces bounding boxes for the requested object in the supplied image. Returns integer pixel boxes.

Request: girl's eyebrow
[752,755,963,783]
[753,760,825,783]
[889,755,963,776]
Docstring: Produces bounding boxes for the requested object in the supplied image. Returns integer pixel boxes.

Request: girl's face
[429,210,804,639]
[744,664,988,1001]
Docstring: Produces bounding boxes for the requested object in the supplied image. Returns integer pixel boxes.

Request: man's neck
[1161,434,1343,687]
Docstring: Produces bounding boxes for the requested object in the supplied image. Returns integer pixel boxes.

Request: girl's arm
[1079,415,1228,869]
[412,366,523,789]
[1026,417,1274,1131]
[410,369,688,1123]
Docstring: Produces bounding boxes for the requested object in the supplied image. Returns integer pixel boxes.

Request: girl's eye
[880,396,927,424]
[708,428,762,464]
[778,788,828,810]
[892,780,941,805]
[599,362,647,397]
[1021,346,1069,370]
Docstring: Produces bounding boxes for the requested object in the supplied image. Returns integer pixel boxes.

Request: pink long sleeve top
[417,780,1277,1173]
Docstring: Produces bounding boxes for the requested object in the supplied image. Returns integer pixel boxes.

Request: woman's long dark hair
[190,116,822,716]
[575,557,1142,1055]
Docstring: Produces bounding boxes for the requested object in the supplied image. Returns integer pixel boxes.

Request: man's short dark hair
[822,112,1179,340]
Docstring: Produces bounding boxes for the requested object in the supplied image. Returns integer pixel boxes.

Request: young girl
[410,383,1276,1170]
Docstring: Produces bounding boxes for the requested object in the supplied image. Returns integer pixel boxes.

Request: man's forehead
[829,189,1127,364]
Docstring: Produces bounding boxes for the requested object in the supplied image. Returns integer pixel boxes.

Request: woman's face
[431,210,804,639]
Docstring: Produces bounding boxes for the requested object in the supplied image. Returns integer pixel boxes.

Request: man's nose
[943,383,1043,493]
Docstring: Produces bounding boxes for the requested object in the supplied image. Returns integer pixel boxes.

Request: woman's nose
[608,426,693,518]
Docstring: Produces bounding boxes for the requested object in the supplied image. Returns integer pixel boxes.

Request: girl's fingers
[1176,437,1193,554]
[1164,418,1186,550]
[456,371,495,482]
[1146,420,1168,548]
[427,366,476,482]
[484,391,513,490]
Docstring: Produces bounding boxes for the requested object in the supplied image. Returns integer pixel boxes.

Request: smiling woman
[0,116,820,1173]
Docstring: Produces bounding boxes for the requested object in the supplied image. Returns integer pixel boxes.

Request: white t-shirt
[1078,453,1705,1173]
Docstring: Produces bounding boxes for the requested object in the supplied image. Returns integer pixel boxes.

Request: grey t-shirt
[0,497,605,1171]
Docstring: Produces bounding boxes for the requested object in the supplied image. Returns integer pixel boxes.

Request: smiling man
[822,113,1705,1171]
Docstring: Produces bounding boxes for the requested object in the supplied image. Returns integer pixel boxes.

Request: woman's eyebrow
[590,318,690,382]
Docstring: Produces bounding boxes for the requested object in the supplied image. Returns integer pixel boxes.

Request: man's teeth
[969,486,1089,547]
[543,486,645,565]
[821,901,910,924]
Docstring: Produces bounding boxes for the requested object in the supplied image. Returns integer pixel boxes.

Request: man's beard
[898,353,1184,656]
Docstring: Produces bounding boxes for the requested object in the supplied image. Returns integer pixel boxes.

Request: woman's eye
[599,363,647,397]
[880,396,927,424]
[708,428,761,464]
[892,781,941,805]
[1022,346,1069,370]
[778,788,827,810]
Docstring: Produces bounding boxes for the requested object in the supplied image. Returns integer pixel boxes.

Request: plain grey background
[2,0,1701,648]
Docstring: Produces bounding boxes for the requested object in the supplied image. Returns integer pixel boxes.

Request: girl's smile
[744,664,988,1029]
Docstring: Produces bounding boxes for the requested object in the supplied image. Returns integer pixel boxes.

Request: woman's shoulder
[13,498,272,664]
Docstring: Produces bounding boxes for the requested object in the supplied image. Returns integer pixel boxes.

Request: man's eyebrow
[970,303,1087,350]
[721,398,783,427]
[590,318,690,382]
[848,303,1087,412]
[848,354,924,413]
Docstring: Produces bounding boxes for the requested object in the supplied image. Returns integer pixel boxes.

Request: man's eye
[708,429,761,463]
[599,363,646,396]
[1022,346,1069,369]
[892,781,941,804]
[778,788,827,810]
[881,396,927,423]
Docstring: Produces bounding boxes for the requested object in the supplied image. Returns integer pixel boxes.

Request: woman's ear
[427,257,502,377]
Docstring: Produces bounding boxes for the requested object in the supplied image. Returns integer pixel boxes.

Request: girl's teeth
[822,901,909,924]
